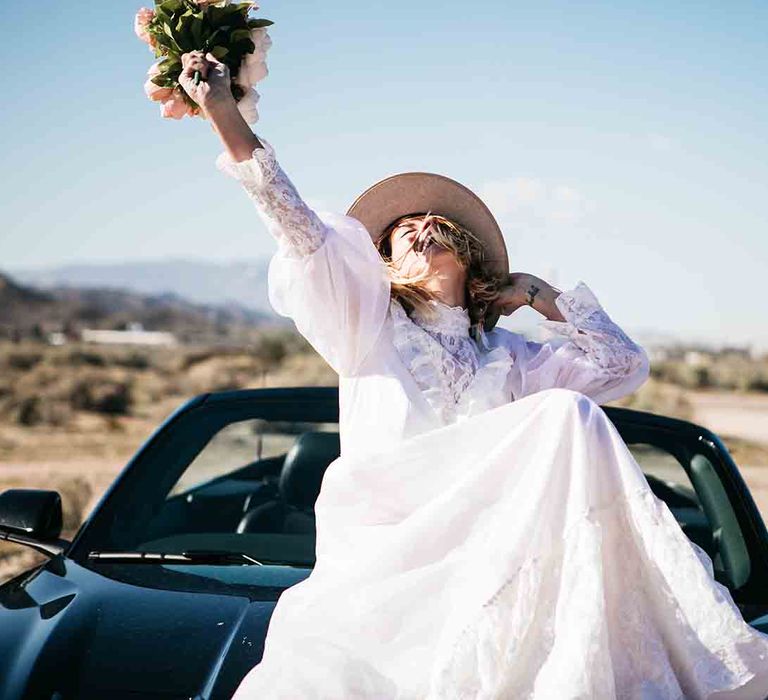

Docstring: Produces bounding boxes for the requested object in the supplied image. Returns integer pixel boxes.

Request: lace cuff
[537,280,647,378]
[215,134,328,258]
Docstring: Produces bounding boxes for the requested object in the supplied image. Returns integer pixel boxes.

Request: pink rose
[235,87,260,124]
[133,7,156,47]
[161,89,190,120]
[144,79,174,103]
[236,28,272,89]
[144,62,174,102]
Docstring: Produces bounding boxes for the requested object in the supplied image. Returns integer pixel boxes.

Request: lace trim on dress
[390,298,516,424]
[539,280,647,377]
[426,486,768,700]
[409,298,472,336]
[215,134,328,258]
[390,298,481,424]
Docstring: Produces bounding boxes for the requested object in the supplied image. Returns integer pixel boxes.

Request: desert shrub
[185,354,270,393]
[253,334,288,365]
[2,350,44,371]
[70,377,133,415]
[130,371,176,405]
[652,355,768,393]
[748,377,768,392]
[2,364,134,424]
[63,349,107,367]
[180,348,220,371]
[15,396,72,427]
[114,351,151,370]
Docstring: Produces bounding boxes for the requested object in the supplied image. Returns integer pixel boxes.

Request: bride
[179,52,768,699]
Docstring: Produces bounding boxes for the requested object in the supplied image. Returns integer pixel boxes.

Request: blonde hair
[375,211,505,341]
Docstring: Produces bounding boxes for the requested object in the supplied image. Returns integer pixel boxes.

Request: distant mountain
[0,269,283,343]
[5,260,687,350]
[0,271,58,326]
[9,258,273,313]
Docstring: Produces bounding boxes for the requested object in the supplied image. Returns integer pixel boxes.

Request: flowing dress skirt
[231,388,768,699]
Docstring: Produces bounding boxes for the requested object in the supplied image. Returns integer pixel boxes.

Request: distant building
[81,322,177,346]
[46,331,67,346]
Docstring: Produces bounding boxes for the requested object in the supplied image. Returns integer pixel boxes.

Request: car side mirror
[0,489,68,557]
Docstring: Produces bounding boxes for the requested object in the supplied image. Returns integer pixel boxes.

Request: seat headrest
[279,431,340,510]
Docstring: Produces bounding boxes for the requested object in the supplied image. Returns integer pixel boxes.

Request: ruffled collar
[389,297,515,425]
[408,298,471,337]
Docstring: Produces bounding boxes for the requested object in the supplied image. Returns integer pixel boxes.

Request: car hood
[0,555,311,699]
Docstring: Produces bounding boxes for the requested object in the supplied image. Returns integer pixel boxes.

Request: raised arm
[177,51,328,258]
[177,51,391,377]
[213,126,329,259]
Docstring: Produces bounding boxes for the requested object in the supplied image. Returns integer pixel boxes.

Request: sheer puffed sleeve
[215,134,391,377]
[506,281,650,404]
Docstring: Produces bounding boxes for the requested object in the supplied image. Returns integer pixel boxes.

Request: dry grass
[651,354,768,392]
[2,342,767,584]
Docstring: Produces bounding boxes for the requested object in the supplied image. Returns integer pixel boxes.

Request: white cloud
[477,177,594,227]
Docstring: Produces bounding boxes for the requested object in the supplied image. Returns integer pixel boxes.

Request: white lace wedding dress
[215,134,768,699]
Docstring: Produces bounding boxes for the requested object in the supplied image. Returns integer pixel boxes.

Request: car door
[603,405,768,629]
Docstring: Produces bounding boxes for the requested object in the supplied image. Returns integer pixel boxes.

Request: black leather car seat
[236,431,340,535]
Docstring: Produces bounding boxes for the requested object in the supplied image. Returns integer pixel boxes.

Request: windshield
[70,395,339,569]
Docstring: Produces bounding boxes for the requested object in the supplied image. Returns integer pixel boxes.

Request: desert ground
[1,341,767,584]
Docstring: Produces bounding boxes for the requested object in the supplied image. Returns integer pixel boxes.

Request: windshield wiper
[87,549,263,565]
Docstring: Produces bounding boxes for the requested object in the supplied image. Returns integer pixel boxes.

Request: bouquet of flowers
[134,0,273,121]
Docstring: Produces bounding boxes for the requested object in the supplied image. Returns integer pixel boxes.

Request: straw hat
[346,171,509,331]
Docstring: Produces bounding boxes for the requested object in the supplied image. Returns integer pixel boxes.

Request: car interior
[131,414,753,601]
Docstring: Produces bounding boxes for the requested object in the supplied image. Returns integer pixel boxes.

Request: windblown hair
[375,212,506,342]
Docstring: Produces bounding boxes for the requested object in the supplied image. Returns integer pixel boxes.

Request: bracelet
[524,284,541,307]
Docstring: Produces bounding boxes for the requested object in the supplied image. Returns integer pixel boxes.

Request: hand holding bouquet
[134,0,273,121]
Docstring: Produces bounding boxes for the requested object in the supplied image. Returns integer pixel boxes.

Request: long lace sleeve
[507,280,650,404]
[215,134,392,377]
[215,135,328,258]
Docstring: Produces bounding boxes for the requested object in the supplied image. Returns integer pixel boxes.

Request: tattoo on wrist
[524,284,541,307]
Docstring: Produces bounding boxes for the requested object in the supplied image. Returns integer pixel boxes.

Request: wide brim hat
[346,171,509,331]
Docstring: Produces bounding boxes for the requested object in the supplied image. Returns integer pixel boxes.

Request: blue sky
[1,1,766,349]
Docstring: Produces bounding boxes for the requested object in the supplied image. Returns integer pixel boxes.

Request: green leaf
[160,0,184,12]
[230,28,251,42]
[190,17,203,45]
[173,16,194,49]
[211,45,229,59]
[247,18,274,28]
[235,38,255,55]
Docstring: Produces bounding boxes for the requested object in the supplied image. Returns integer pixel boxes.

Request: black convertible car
[2,386,768,699]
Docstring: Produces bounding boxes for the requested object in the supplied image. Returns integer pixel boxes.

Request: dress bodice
[389,298,482,424]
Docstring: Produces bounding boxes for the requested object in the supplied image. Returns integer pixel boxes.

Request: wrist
[202,96,239,121]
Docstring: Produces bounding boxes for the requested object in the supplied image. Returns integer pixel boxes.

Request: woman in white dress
[179,52,768,699]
